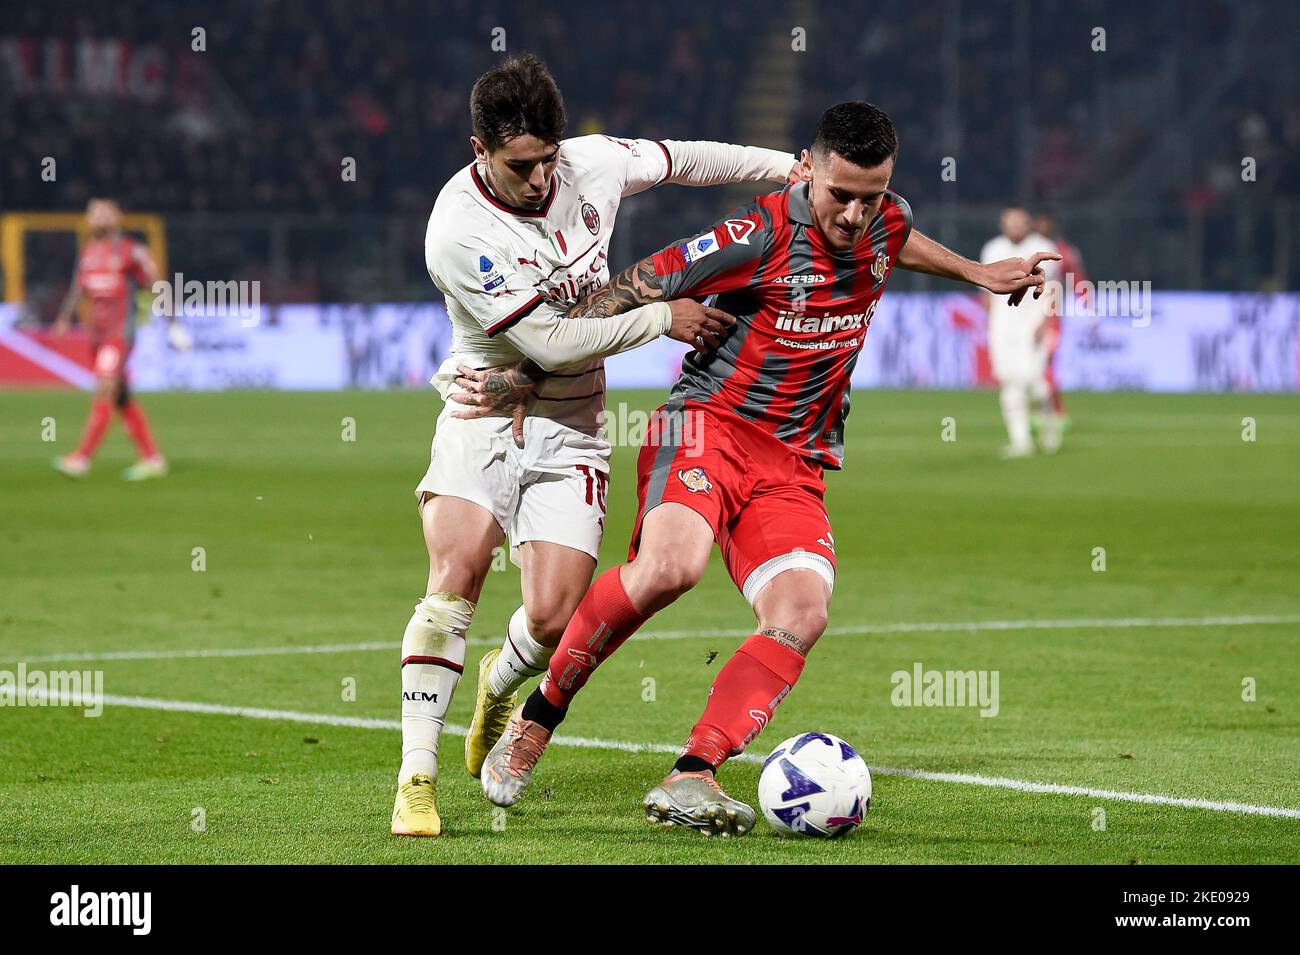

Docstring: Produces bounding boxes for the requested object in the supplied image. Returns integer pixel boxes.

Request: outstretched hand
[981,251,1061,306]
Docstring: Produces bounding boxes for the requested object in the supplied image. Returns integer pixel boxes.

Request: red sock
[75,399,114,459]
[119,400,159,459]
[540,566,650,709]
[683,635,807,768]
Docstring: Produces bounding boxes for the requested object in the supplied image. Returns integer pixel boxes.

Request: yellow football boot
[391,773,440,837]
[465,649,517,778]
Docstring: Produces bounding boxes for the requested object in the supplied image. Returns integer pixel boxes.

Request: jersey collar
[787,181,814,225]
[793,180,892,256]
[470,163,557,218]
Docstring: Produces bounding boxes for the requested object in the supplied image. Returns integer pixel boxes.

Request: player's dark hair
[470,53,567,151]
[811,102,898,169]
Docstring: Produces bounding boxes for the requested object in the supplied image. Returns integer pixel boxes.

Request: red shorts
[630,401,837,605]
[91,336,130,377]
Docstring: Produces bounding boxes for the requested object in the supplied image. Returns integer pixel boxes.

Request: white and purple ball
[758,732,872,838]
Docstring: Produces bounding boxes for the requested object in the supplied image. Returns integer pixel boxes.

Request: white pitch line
[8,613,1299,665]
[0,329,96,390]
[866,766,1300,819]
[24,689,1300,820]
[631,613,1300,641]
[9,641,400,665]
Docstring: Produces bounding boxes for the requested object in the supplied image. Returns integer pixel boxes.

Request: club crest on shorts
[677,467,712,494]
[581,200,600,234]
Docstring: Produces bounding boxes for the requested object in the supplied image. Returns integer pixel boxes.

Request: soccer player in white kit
[392,54,798,836]
[980,207,1063,457]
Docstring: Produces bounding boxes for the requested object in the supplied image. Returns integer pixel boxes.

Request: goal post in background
[0,212,170,388]
[1,211,168,305]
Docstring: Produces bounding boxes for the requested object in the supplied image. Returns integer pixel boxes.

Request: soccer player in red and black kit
[52,199,185,480]
[474,102,1058,833]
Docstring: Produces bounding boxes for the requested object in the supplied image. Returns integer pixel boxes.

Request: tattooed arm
[564,256,732,351]
[563,257,665,318]
[450,254,735,447]
[449,259,668,433]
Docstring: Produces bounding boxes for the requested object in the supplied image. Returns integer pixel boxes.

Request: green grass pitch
[1,387,1297,863]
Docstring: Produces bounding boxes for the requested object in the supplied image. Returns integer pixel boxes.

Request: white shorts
[415,403,611,566]
[989,320,1048,387]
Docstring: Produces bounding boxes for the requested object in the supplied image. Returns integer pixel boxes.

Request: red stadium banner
[0,324,96,389]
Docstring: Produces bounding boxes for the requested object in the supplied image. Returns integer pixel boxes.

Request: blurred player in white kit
[391,53,797,836]
[980,207,1063,457]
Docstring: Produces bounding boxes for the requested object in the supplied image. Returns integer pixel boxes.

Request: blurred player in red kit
[466,102,1058,833]
[1034,210,1088,426]
[52,199,188,480]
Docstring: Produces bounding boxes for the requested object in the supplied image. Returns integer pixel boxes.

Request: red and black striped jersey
[651,181,913,469]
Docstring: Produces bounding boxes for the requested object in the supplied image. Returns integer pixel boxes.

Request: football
[758,733,872,838]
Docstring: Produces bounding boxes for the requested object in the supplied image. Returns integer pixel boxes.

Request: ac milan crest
[581,200,600,234]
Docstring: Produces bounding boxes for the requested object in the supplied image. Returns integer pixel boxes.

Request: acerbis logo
[740,708,770,747]
[774,273,827,285]
[402,690,438,703]
[725,218,758,245]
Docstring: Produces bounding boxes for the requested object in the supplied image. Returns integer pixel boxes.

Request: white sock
[1030,375,1062,451]
[399,592,473,783]
[486,605,553,697]
[1000,384,1032,450]
[1029,376,1051,417]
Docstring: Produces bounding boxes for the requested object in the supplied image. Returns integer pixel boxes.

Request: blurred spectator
[1,0,1295,298]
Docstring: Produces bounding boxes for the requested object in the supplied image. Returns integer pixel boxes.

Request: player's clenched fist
[666,299,735,353]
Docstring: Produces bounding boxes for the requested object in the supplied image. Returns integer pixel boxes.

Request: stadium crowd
[2,0,1295,299]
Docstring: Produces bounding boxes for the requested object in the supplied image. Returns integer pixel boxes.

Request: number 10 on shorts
[575,465,609,513]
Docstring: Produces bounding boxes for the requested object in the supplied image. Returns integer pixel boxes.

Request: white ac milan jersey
[425,134,675,428]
